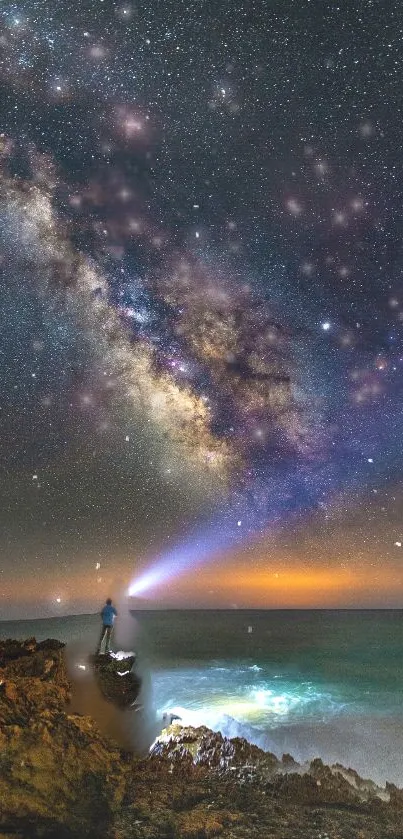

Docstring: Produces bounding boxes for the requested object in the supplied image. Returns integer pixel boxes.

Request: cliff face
[1,638,403,839]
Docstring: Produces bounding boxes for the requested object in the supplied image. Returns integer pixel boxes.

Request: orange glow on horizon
[2,553,403,614]
[165,562,403,608]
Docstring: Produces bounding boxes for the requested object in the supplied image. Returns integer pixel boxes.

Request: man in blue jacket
[96,598,118,655]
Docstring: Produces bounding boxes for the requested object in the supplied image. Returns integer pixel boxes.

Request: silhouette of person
[96,598,118,655]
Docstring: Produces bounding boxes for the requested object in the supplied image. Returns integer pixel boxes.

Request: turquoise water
[2,609,403,785]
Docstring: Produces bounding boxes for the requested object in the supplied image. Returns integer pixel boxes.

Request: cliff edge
[0,638,402,838]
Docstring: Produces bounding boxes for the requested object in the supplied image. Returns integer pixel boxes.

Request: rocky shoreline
[1,638,403,838]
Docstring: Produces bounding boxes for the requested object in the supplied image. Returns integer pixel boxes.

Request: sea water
[1,609,403,787]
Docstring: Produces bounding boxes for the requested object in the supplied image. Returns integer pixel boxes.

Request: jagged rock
[281,752,299,769]
[89,653,141,710]
[385,781,403,811]
[150,724,280,785]
[0,639,126,837]
[1,638,403,838]
[0,637,36,660]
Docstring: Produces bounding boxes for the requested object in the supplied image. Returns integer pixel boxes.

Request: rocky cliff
[0,638,403,838]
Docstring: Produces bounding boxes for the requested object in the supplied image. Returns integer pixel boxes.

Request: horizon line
[1,605,403,623]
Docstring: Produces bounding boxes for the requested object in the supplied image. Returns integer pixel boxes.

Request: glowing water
[153,664,344,729]
[2,609,403,787]
[145,609,403,786]
[152,662,403,787]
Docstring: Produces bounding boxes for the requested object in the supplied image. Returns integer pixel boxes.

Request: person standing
[96,598,118,654]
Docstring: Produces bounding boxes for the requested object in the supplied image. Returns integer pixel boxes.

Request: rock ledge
[0,638,402,839]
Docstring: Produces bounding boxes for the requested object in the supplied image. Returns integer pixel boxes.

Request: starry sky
[1,0,403,617]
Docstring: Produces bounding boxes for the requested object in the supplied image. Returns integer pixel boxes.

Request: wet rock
[89,653,141,710]
[151,724,282,782]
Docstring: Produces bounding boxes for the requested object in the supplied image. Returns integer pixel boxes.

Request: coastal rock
[90,653,141,710]
[0,639,126,837]
[150,724,280,782]
[1,638,403,838]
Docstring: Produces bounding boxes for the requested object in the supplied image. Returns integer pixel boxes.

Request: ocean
[1,609,403,787]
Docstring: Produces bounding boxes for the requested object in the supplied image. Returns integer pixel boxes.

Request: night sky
[1,0,403,617]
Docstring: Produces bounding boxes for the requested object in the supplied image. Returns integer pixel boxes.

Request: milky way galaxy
[1,0,403,614]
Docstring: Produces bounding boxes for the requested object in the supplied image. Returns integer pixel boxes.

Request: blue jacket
[101,604,117,626]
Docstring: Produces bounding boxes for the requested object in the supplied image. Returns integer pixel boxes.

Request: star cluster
[0,0,402,614]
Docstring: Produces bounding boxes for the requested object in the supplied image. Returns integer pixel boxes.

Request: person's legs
[96,624,107,654]
[104,625,112,653]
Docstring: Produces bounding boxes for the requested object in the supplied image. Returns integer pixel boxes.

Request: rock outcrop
[1,638,403,838]
[90,652,141,709]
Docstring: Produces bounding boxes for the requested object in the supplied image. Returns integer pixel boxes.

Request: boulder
[89,653,141,710]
